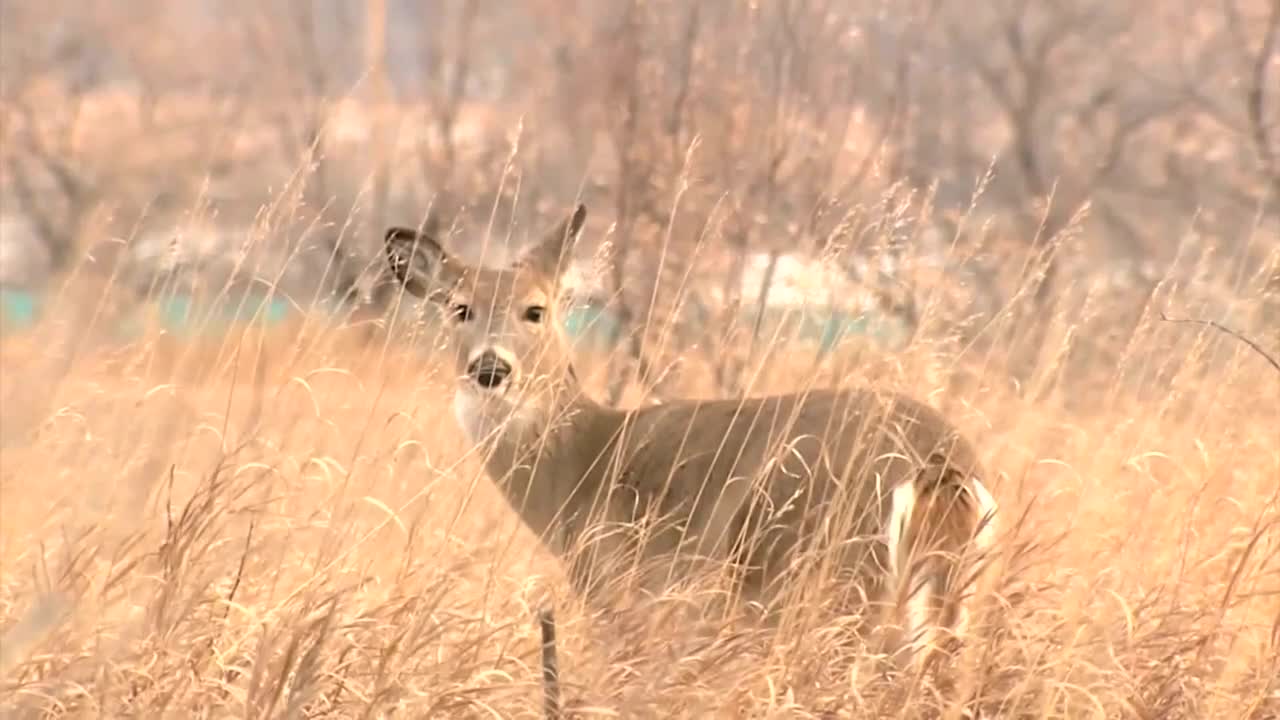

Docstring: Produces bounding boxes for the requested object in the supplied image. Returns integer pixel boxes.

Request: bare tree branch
[1246,0,1280,198]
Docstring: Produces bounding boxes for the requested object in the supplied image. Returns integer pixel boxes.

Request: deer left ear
[522,204,587,283]
[383,225,459,302]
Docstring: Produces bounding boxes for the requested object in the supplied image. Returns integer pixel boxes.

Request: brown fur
[383,204,999,660]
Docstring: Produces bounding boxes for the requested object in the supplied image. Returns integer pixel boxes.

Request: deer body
[384,204,998,656]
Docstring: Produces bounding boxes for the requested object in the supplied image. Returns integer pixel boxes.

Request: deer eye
[523,305,546,324]
[449,303,474,323]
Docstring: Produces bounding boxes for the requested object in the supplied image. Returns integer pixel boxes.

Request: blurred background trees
[1,0,1276,397]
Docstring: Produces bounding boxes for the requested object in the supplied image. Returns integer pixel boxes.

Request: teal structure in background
[0,288,41,335]
[114,292,290,340]
[149,291,291,338]
[2,287,292,340]
[795,305,909,353]
[562,300,624,349]
[1,288,904,352]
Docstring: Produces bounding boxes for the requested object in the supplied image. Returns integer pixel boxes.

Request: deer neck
[452,365,622,546]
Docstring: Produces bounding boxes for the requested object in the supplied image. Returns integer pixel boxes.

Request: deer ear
[522,204,587,283]
[383,226,458,302]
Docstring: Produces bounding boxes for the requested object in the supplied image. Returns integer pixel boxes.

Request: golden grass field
[1,241,1278,719]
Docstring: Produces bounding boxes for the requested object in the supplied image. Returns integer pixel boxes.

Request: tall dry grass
[1,203,1278,720]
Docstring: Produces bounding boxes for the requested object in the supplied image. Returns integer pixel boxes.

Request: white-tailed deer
[383,204,998,662]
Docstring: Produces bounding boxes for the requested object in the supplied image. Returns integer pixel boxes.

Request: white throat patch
[452,386,539,446]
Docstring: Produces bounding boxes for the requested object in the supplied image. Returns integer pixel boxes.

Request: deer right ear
[383,226,456,301]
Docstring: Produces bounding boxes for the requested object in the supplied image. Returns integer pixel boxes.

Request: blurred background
[2,0,1275,399]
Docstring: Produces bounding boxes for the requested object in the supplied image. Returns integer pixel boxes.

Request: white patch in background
[561,257,607,297]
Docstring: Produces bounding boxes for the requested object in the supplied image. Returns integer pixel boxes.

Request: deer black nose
[467,351,512,389]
